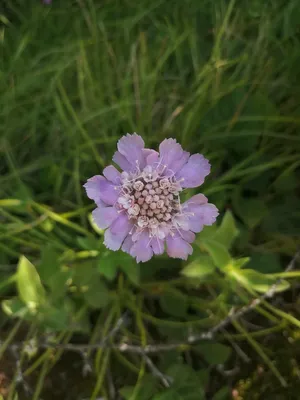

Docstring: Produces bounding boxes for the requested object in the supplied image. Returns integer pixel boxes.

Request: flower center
[116,166,183,238]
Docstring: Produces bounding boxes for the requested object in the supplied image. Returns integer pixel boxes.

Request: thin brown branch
[6,252,300,356]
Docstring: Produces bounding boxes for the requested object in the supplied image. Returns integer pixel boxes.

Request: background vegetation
[0,0,300,399]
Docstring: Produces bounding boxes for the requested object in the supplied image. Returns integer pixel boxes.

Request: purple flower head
[84,134,219,263]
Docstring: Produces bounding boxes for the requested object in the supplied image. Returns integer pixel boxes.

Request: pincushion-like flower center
[116,166,183,238]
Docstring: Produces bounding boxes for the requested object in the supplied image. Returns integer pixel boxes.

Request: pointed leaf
[97,252,119,281]
[201,239,231,269]
[232,269,290,293]
[197,224,218,241]
[195,342,232,365]
[2,297,28,318]
[181,256,215,279]
[212,386,230,400]
[39,244,60,283]
[119,254,140,285]
[245,253,282,273]
[214,210,239,249]
[17,256,46,306]
[39,305,69,331]
[83,279,110,309]
[160,290,188,318]
[235,197,268,228]
[119,375,158,400]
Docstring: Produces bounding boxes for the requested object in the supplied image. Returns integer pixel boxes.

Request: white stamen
[160,178,170,189]
[138,216,149,228]
[145,195,153,204]
[149,218,159,228]
[157,200,164,209]
[128,204,140,216]
[118,165,185,240]
[133,181,144,191]
[164,213,171,221]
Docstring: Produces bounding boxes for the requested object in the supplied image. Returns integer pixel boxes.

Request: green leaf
[212,386,230,400]
[214,210,239,249]
[195,342,232,365]
[197,369,209,387]
[231,269,290,293]
[159,290,188,318]
[77,236,99,250]
[39,244,60,283]
[166,364,198,385]
[119,375,158,400]
[273,169,298,192]
[157,321,189,341]
[83,279,110,308]
[2,297,28,318]
[97,253,119,281]
[98,252,140,283]
[153,391,180,400]
[157,351,183,371]
[181,255,215,279]
[197,224,218,241]
[153,363,205,400]
[153,386,204,400]
[48,268,73,301]
[119,386,135,399]
[235,197,268,228]
[223,257,250,274]
[39,305,69,331]
[165,364,205,399]
[201,239,231,269]
[245,253,282,273]
[14,184,33,202]
[120,255,140,285]
[72,260,98,286]
[17,256,46,307]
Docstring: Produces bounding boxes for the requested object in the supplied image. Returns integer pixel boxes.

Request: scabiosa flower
[84,134,219,263]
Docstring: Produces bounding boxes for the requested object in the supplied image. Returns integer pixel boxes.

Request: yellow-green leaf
[17,256,46,306]
[201,239,231,269]
[181,256,215,279]
[230,268,290,293]
[214,210,239,249]
[2,297,28,318]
